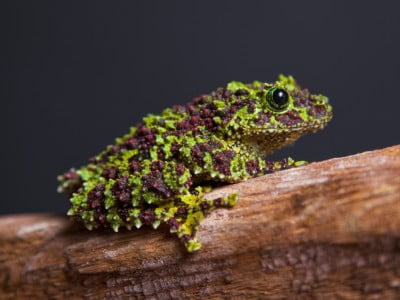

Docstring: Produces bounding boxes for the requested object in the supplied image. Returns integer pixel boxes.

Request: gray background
[2,1,399,214]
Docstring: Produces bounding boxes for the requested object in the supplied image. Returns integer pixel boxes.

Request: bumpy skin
[58,75,332,252]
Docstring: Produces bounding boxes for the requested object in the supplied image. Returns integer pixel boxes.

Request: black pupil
[272,89,289,107]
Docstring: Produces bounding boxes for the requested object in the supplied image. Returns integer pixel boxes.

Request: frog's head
[222,75,332,156]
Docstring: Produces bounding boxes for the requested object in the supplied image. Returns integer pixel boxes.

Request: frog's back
[58,85,263,231]
[58,92,222,231]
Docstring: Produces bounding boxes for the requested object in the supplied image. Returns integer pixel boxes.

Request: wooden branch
[1,146,400,299]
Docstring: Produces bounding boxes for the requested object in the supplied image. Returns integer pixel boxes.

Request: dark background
[2,1,399,214]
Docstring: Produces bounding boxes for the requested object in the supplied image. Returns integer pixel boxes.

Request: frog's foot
[263,157,308,174]
[166,192,238,252]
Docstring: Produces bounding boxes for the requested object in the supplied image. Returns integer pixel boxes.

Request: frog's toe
[184,238,202,252]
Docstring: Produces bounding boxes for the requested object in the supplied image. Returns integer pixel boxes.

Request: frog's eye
[266,88,290,111]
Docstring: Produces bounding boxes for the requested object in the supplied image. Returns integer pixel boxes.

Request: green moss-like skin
[58,75,332,252]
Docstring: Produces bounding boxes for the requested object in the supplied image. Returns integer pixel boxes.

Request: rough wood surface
[1,145,400,299]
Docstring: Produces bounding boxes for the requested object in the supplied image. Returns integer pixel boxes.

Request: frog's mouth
[240,130,305,156]
[239,119,331,157]
[243,119,330,135]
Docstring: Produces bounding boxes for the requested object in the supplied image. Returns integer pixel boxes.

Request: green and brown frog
[58,75,332,252]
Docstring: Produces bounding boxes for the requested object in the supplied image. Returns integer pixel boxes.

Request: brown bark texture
[1,145,400,299]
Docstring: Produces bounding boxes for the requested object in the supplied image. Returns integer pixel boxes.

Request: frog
[58,74,332,252]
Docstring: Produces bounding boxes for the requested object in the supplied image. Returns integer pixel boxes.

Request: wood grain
[1,145,400,299]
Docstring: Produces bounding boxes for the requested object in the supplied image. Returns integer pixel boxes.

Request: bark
[1,145,400,299]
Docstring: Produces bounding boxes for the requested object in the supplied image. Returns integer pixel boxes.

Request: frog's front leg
[162,190,238,252]
[176,135,309,251]
[144,187,236,252]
